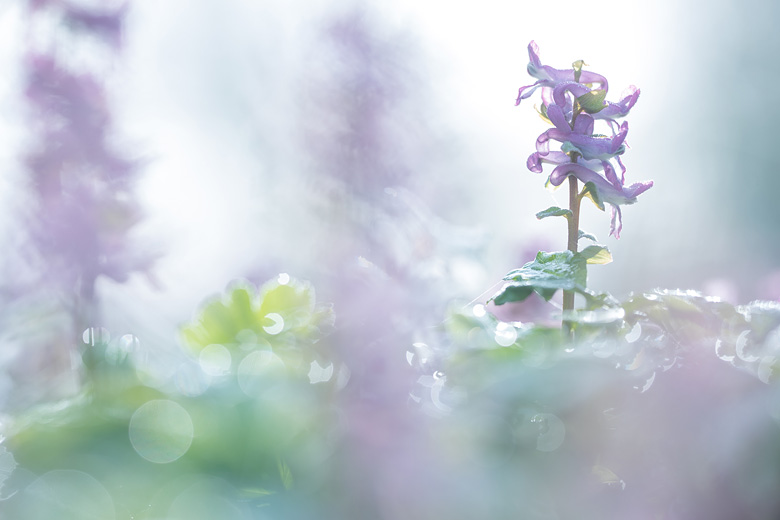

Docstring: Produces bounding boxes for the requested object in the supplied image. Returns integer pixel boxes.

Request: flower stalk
[513,41,653,331]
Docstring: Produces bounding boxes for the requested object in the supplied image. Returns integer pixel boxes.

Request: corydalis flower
[516,41,607,105]
[517,41,652,238]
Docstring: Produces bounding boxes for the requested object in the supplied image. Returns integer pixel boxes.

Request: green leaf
[490,251,587,304]
[180,277,334,361]
[576,89,607,114]
[580,181,605,211]
[577,245,613,265]
[578,230,598,242]
[536,206,572,220]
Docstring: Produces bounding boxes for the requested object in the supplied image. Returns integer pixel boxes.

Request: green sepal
[576,89,607,114]
[535,103,552,124]
[561,141,581,155]
[580,181,605,211]
[572,59,586,83]
[536,206,572,220]
[577,245,613,265]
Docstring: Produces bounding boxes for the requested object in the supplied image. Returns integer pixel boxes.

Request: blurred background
[0,0,777,421]
[0,0,779,518]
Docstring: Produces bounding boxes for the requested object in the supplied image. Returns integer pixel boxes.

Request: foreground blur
[1,0,780,519]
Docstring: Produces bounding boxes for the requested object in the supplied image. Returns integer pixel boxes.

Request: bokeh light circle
[199,343,232,376]
[129,399,194,464]
[16,469,115,519]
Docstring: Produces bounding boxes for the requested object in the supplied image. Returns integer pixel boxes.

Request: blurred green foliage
[1,276,339,520]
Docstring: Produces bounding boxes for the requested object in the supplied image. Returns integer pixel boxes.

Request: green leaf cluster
[180,277,335,370]
[490,249,613,306]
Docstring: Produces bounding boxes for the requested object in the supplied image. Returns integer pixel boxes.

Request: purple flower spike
[516,41,608,106]
[516,42,652,238]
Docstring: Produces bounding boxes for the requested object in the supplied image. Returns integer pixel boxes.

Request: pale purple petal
[519,41,609,104]
[572,112,594,135]
[595,86,640,120]
[552,81,590,108]
[545,103,570,131]
[516,81,544,105]
[610,205,623,238]
[527,151,570,172]
[548,163,651,207]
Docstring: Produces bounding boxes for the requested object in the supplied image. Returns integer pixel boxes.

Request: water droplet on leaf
[262,313,284,335]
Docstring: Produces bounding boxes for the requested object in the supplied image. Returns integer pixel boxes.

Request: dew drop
[410,342,433,369]
[715,338,736,363]
[308,360,334,384]
[262,313,284,335]
[82,327,110,346]
[661,356,677,371]
[624,323,641,343]
[531,413,565,452]
[105,334,140,364]
[335,364,351,389]
[735,330,758,362]
[625,349,645,371]
[758,356,777,384]
[430,373,451,412]
[472,304,487,318]
[633,372,656,393]
[277,273,290,285]
[494,322,518,347]
[119,333,140,351]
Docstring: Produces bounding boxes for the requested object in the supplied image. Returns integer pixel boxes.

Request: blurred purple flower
[22,0,149,331]
[29,0,127,47]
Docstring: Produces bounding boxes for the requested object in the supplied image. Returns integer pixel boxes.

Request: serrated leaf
[536,206,572,220]
[581,181,605,211]
[577,245,613,265]
[578,230,598,242]
[576,89,607,114]
[490,251,587,304]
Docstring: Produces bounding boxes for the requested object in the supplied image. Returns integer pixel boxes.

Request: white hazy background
[1,0,778,346]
